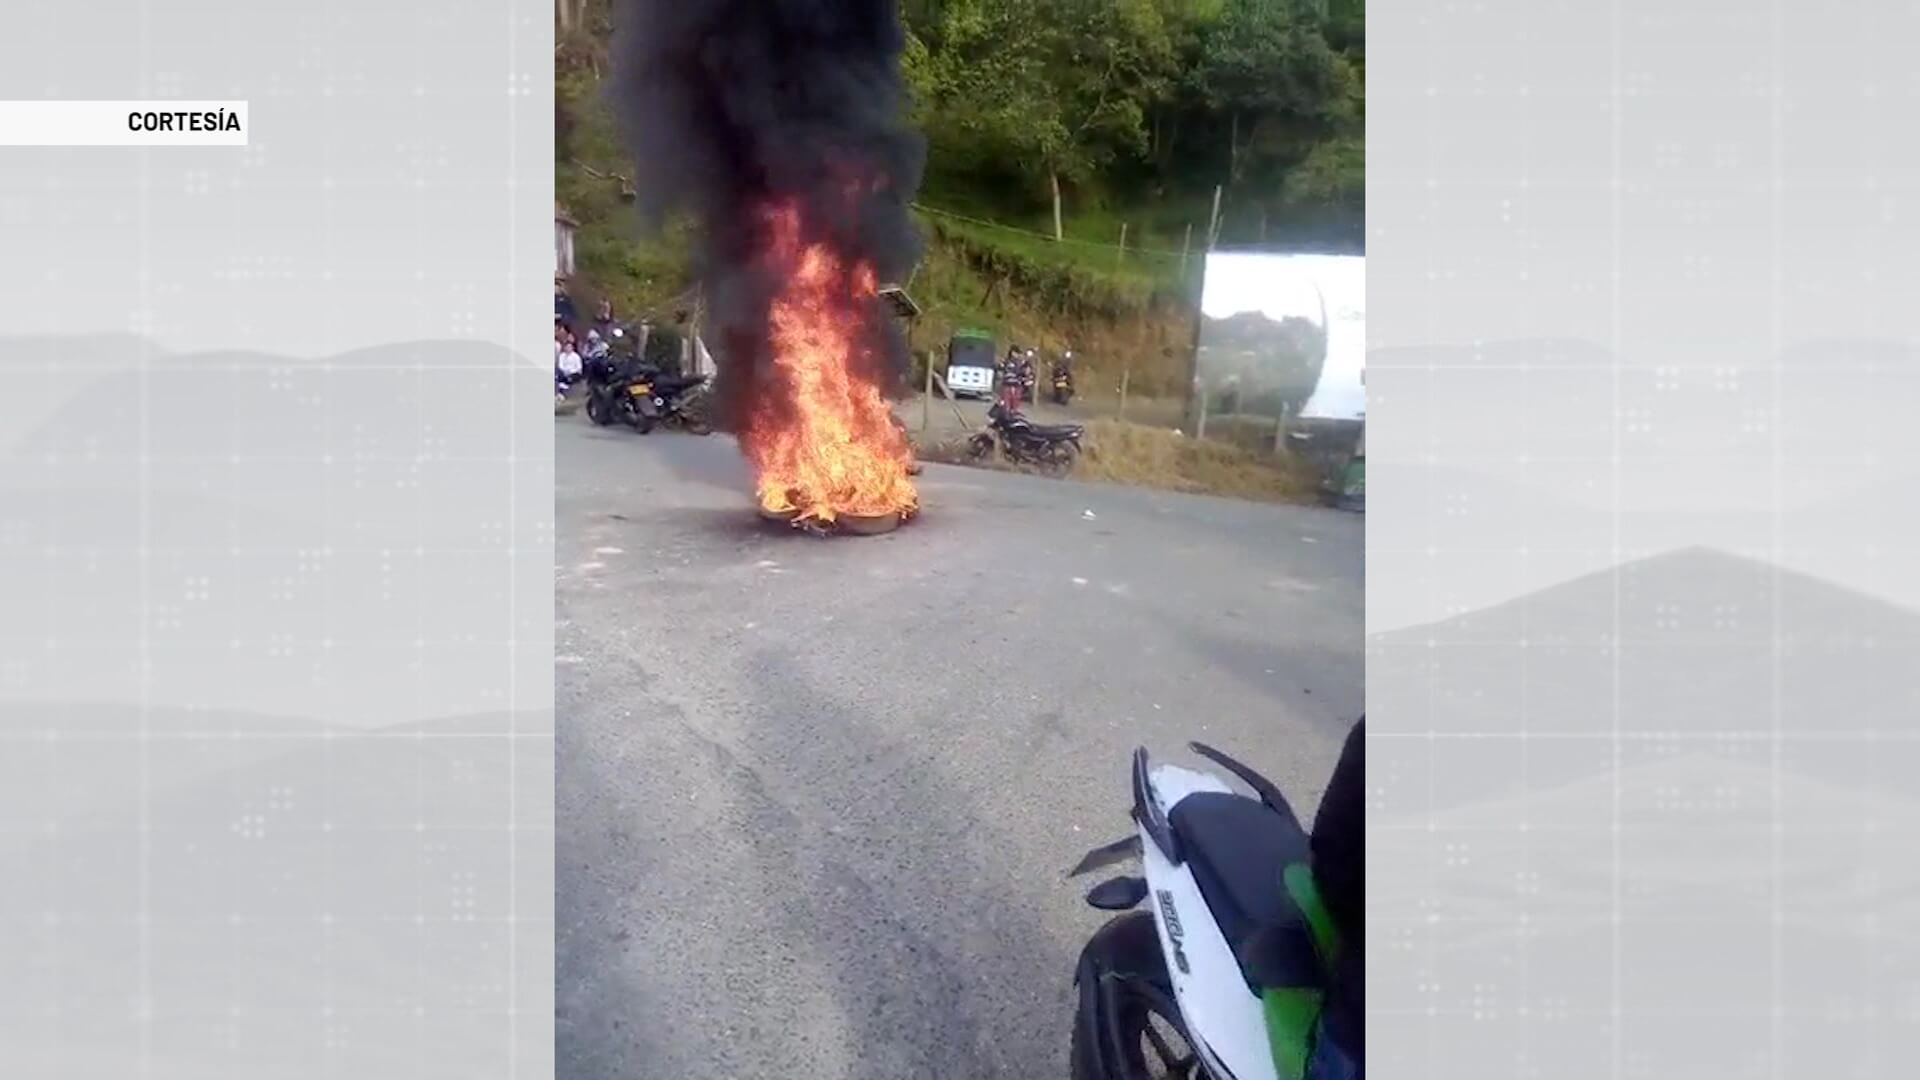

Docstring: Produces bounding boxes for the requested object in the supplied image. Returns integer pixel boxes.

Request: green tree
[905,0,1178,237]
[1035,0,1177,235]
[1193,0,1345,188]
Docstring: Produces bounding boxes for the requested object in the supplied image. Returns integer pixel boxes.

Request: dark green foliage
[902,0,1363,246]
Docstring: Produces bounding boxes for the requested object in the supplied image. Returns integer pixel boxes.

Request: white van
[945,330,997,400]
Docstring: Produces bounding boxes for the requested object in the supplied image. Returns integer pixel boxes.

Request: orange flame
[740,201,918,526]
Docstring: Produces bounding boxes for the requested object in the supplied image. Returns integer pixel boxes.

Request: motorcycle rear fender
[635,395,663,418]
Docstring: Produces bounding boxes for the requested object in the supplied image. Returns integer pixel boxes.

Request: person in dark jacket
[643,315,684,375]
[1307,716,1364,1079]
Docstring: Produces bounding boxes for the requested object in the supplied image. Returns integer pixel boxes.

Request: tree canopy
[903,0,1363,246]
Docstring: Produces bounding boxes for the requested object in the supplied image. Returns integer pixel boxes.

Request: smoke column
[608,0,926,436]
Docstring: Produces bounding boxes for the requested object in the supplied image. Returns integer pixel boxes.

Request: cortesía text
[127,109,242,133]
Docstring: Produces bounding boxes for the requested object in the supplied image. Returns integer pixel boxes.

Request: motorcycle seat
[651,373,706,395]
[1167,791,1323,994]
[1021,422,1083,440]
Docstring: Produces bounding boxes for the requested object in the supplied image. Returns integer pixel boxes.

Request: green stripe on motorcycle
[1260,863,1341,1080]
[1262,986,1323,1080]
[1283,862,1341,965]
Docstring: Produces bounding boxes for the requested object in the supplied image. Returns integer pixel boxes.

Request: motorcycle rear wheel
[585,391,611,426]
[1072,912,1202,1080]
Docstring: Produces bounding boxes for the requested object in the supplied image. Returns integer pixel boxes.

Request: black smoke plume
[608,0,926,432]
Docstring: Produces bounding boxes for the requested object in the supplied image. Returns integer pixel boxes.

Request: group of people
[997,345,1036,405]
[553,321,599,392]
[995,344,1075,408]
[554,276,697,399]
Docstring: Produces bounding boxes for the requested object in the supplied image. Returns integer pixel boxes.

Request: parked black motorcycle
[967,401,1083,475]
[584,358,714,435]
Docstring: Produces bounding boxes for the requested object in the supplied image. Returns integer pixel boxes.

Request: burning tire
[838,512,904,536]
[614,0,925,538]
[754,500,905,537]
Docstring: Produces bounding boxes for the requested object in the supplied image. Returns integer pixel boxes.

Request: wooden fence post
[1116,222,1128,272]
[1179,222,1192,272]
[1118,366,1131,422]
[922,350,934,432]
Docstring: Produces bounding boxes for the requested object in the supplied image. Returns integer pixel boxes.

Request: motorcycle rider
[645,312,688,376]
[996,379,1023,416]
[1301,717,1363,1079]
[1052,349,1076,401]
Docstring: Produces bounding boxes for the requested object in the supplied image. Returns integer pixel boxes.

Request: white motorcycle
[1068,743,1347,1080]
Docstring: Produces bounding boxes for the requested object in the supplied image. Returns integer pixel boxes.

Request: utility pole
[1050,172,1064,242]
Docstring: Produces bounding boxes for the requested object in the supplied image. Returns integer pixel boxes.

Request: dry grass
[1078,419,1320,503]
[914,419,1321,506]
[912,432,987,467]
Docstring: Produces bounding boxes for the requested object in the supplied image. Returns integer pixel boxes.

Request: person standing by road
[999,344,1022,404]
[555,276,578,330]
[645,312,687,375]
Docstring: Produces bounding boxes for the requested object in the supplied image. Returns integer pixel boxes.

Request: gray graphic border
[1370,0,1920,1077]
[0,1,554,1077]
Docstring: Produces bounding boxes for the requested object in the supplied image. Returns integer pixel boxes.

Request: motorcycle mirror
[1085,875,1149,912]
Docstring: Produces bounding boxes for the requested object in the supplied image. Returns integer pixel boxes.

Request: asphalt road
[554,416,1363,1080]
